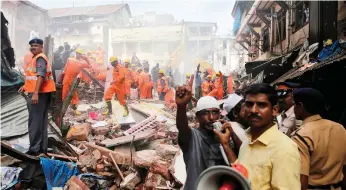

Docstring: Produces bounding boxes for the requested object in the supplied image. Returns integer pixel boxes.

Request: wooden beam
[275,1,289,11]
[238,42,248,51]
[241,33,251,38]
[81,69,105,90]
[247,25,260,39]
[256,13,271,27]
[239,38,251,47]
[248,23,262,28]
[60,77,80,127]
[256,9,271,15]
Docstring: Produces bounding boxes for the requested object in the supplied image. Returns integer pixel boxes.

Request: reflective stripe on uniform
[26,75,54,81]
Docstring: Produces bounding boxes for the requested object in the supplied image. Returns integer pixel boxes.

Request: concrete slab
[112,100,136,125]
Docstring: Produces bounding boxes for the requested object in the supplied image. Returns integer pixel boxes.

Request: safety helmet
[186,73,191,77]
[109,56,118,62]
[75,48,84,54]
[216,71,221,76]
[207,75,212,78]
[159,70,165,74]
[131,64,136,67]
[124,58,131,63]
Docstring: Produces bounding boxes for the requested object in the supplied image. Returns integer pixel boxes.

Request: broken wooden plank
[60,77,80,124]
[84,143,132,165]
[81,69,104,90]
[101,130,155,147]
[1,141,39,162]
[47,153,78,161]
[109,152,125,181]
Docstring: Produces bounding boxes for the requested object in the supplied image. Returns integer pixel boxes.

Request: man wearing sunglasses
[274,82,302,136]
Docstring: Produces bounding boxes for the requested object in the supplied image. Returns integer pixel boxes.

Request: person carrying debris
[201,75,213,96]
[157,69,168,101]
[61,48,91,115]
[208,71,224,100]
[138,67,151,99]
[19,38,56,156]
[103,56,129,117]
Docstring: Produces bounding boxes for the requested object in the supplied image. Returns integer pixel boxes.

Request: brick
[64,176,90,190]
[144,171,167,189]
[150,160,172,180]
[84,143,132,165]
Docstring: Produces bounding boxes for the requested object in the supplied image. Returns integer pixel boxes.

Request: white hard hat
[196,96,221,112]
[223,94,243,113]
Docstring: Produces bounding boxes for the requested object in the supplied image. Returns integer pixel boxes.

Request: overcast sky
[30,0,235,35]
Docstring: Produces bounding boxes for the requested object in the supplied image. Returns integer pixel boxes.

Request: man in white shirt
[274,82,302,136]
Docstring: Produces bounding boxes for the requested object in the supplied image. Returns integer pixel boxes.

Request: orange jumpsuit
[227,76,234,94]
[124,67,132,97]
[62,58,91,105]
[147,76,153,99]
[202,81,214,96]
[208,73,224,100]
[157,77,168,94]
[165,88,175,108]
[130,70,138,88]
[138,72,150,99]
[104,64,126,105]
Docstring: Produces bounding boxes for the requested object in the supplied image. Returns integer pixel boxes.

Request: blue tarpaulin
[232,7,242,36]
[40,158,79,190]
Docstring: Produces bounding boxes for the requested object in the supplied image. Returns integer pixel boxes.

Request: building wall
[1,1,48,60]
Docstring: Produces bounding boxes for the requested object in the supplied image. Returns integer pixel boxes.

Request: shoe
[103,101,112,115]
[123,104,129,117]
[75,110,81,115]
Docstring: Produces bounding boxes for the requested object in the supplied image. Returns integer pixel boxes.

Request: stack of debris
[38,99,184,189]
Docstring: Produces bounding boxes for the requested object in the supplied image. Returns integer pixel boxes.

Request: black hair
[58,46,64,51]
[293,88,325,115]
[244,83,278,106]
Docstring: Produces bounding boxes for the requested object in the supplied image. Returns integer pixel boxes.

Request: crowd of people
[19,37,346,189]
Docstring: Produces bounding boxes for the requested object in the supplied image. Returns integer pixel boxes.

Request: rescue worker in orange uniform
[103,56,129,117]
[201,75,214,96]
[18,38,56,156]
[157,70,168,101]
[227,73,234,94]
[61,48,91,115]
[147,74,153,99]
[208,71,223,100]
[138,67,151,99]
[123,58,132,99]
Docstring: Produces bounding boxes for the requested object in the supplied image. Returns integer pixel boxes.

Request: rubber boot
[123,104,129,117]
[71,104,81,115]
[103,101,112,115]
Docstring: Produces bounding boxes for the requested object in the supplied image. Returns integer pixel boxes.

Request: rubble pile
[56,100,184,189]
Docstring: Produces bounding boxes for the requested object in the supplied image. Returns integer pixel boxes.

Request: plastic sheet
[1,167,22,190]
[40,158,79,190]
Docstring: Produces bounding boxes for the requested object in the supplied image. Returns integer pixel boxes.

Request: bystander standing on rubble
[18,38,56,157]
[52,46,64,81]
[175,85,239,190]
[275,82,302,136]
[194,64,202,100]
[222,83,301,189]
[291,88,346,190]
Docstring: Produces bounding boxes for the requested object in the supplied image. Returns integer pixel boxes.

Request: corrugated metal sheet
[48,4,125,18]
[272,52,346,83]
[1,91,29,139]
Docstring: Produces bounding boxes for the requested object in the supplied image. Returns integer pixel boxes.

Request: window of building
[293,1,309,32]
[275,10,286,44]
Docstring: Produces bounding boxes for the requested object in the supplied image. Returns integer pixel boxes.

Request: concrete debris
[155,144,179,160]
[120,172,141,190]
[134,150,161,168]
[77,104,92,112]
[4,97,183,189]
[101,130,155,147]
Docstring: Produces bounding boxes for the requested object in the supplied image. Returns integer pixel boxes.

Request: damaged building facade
[1,0,48,60]
[48,4,132,60]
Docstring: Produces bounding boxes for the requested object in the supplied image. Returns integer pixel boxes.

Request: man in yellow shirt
[219,83,301,189]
